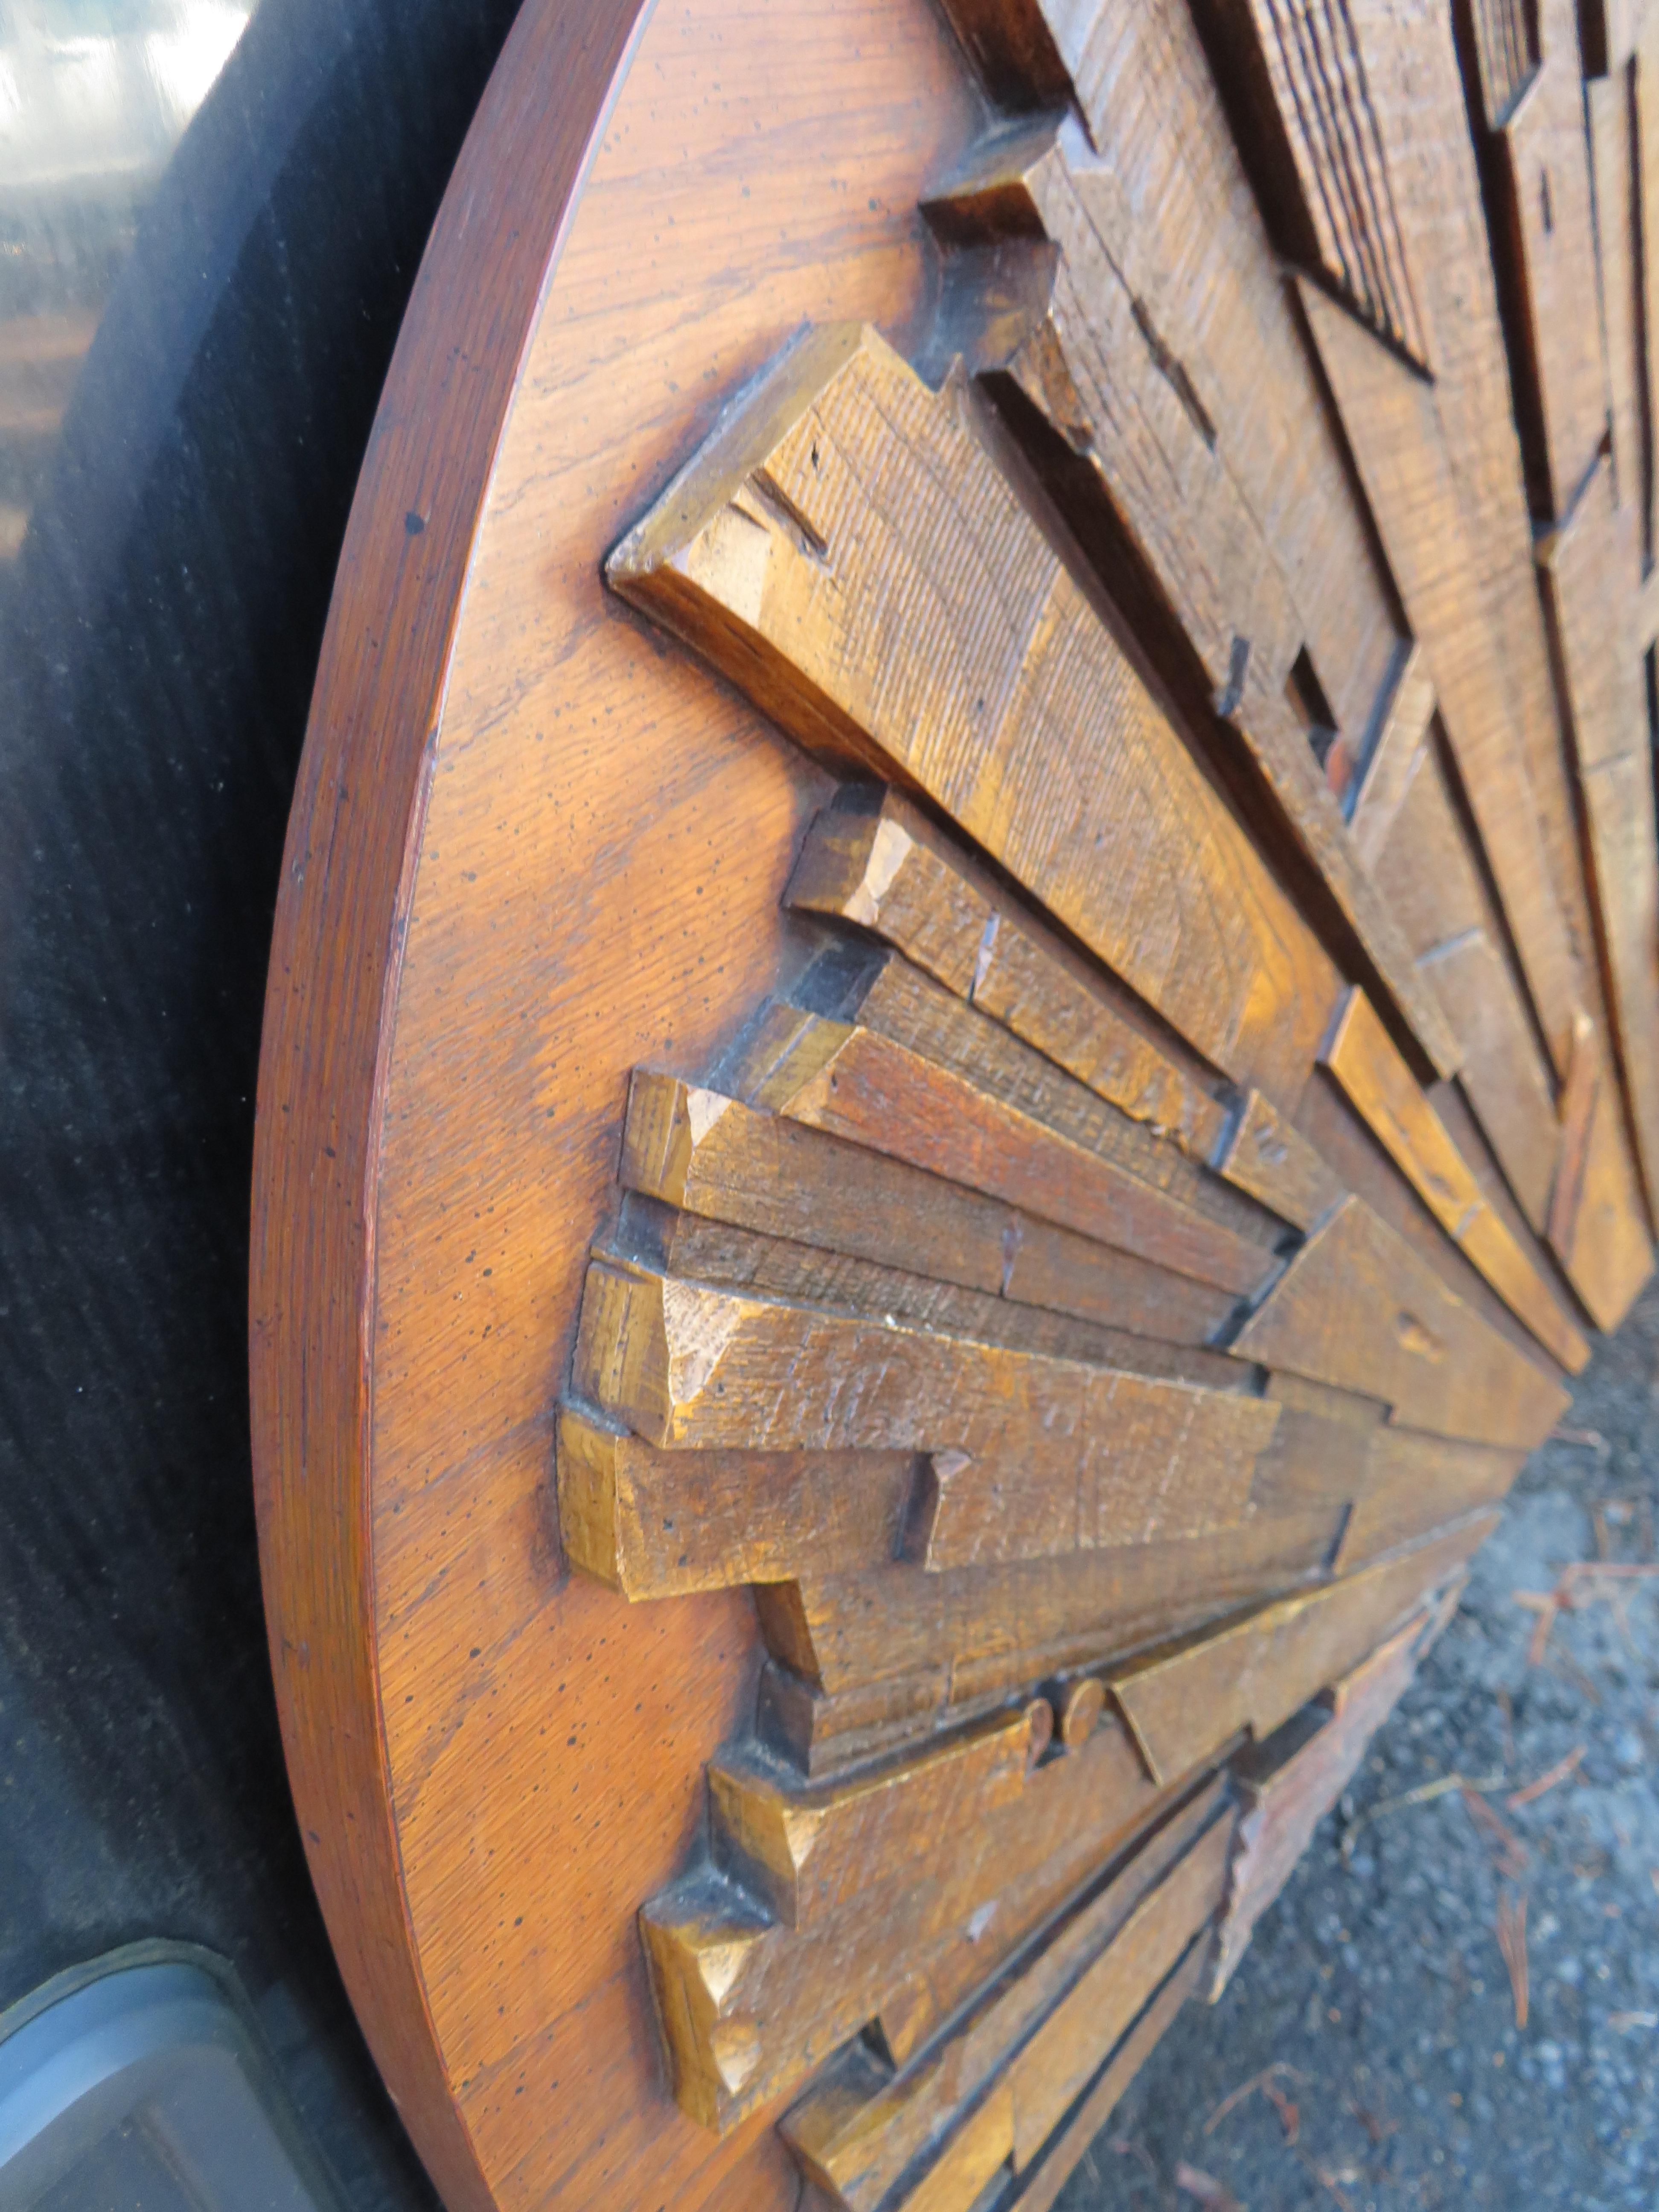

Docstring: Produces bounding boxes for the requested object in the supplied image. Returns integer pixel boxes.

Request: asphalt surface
[1059,1278,1659,2212]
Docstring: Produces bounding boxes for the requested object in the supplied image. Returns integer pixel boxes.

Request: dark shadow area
[0,2,526,2200]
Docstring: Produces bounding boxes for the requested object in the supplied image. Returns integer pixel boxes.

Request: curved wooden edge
[248,6,652,2203]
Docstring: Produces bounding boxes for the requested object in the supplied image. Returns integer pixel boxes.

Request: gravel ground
[1059,1279,1659,2212]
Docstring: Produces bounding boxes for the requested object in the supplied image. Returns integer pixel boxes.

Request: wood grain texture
[788,791,1232,1156]
[1207,0,1595,1041]
[1552,473,1645,746]
[1248,1374,1387,1520]
[919,86,1453,1075]
[652,1210,1239,1370]
[609,322,1344,1107]
[1004,1816,1231,2167]
[1336,1429,1524,1569]
[1190,0,1431,363]
[1538,460,1659,1240]
[1352,707,1566,1237]
[1291,1065,1579,1376]
[790,790,1346,1232]
[1640,14,1659,568]
[1230,1196,1572,1448]
[251,6,993,2206]
[1349,645,1437,870]
[1320,987,1591,1369]
[761,955,1283,1256]
[574,1261,1276,1565]
[1548,1014,1657,1329]
[250,0,1652,2197]
[620,1197,1246,1370]
[1297,277,1583,1072]
[708,1705,1045,1933]
[1465,0,1540,126]
[1208,1596,1451,1992]
[1005,1935,1209,2212]
[640,1709,1187,2129]
[759,1509,1345,1697]
[1588,72,1646,538]
[1109,1511,1498,1783]
[555,1399,918,1596]
[780,1781,1228,2210]
[1347,0,1613,1082]
[750,1014,1275,1295]
[248,7,656,2208]
[1488,0,1612,522]
[620,1071,1251,1348]
[926,23,1407,754]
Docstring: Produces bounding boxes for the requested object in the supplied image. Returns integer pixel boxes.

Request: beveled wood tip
[602,320,876,592]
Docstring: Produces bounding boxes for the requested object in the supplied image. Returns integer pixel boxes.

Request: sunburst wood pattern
[252,2,1659,2208]
[556,0,1652,2179]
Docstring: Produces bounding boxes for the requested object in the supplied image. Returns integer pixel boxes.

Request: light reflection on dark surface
[0,3,253,559]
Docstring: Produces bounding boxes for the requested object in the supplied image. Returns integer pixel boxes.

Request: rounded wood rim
[250,6,981,2204]
[250,8,649,2206]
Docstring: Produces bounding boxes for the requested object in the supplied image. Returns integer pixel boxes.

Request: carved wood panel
[250,3,1659,2208]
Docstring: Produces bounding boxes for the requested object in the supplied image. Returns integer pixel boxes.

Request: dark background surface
[0,3,524,2199]
[1060,1281,1659,2212]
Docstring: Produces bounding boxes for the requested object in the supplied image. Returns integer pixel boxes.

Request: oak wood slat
[1004,1816,1231,2170]
[665,1204,1236,1370]
[1246,1372,1524,1567]
[746,1011,1274,1296]
[608,322,1344,1109]
[1108,1512,1498,1784]
[556,1399,919,1598]
[1319,987,1591,1369]
[1537,460,1659,1241]
[1041,0,1599,1121]
[619,1078,1248,1349]
[1296,278,1584,1072]
[744,954,1279,1247]
[1291,1067,1584,1376]
[1349,687,1566,1240]
[707,1704,1046,1934]
[754,1509,1346,1697]
[1377,0,1636,1106]
[917,87,1454,1074]
[1308,0,1611,1090]
[1246,1373,1386,1520]
[1229,1194,1572,1447]
[1336,1429,1524,1571]
[1547,1012,1658,1330]
[1464,0,1538,125]
[1208,1595,1452,1994]
[573,1260,1278,1566]
[639,1708,1196,2130]
[1001,1936,1210,2212]
[780,1779,1228,2210]
[1639,15,1659,569]
[1188,0,1432,364]
[1482,0,1612,523]
[620,1198,1247,1373]
[1587,72,1647,547]
[789,789,1346,1232]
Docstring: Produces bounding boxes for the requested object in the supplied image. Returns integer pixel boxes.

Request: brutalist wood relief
[250,3,1659,2209]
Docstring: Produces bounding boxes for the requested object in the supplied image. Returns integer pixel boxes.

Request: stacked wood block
[256,1,1659,2207]
[536,3,1659,2200]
